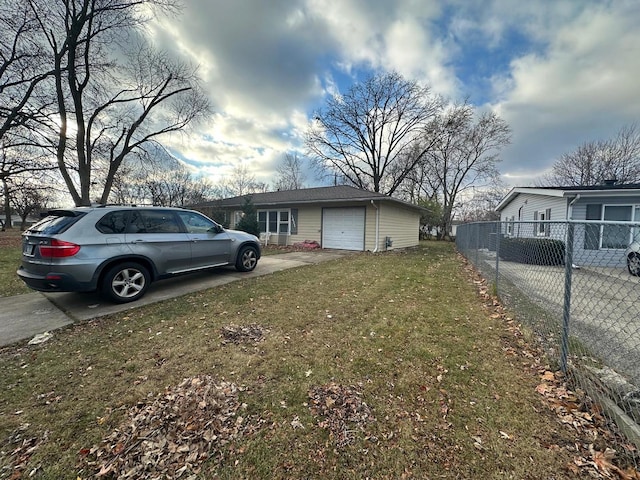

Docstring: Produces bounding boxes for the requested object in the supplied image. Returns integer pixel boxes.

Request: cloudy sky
[148,0,640,189]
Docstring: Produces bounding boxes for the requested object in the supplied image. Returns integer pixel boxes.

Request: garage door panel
[322,208,365,250]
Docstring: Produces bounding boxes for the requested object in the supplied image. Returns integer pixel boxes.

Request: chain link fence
[457,220,640,453]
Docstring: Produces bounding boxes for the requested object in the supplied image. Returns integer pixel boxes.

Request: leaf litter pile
[76,323,268,478]
[86,375,262,479]
[308,382,375,448]
[85,378,375,477]
[464,255,640,479]
[219,323,268,345]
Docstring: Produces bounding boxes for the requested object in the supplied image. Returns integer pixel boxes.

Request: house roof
[198,185,426,212]
[496,184,640,211]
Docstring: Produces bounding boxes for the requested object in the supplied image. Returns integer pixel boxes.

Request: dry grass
[0,242,623,478]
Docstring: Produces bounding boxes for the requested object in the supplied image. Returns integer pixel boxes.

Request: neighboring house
[496,182,640,267]
[420,220,461,239]
[194,185,425,252]
[450,220,462,238]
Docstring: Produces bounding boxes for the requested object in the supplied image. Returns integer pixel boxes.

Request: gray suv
[17,206,261,303]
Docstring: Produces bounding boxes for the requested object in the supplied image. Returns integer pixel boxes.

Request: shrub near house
[499,237,565,266]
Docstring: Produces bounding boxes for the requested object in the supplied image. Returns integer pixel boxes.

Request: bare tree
[538,124,640,186]
[109,148,218,206]
[393,141,439,203]
[274,152,306,190]
[219,164,268,197]
[306,71,442,195]
[0,0,55,147]
[29,0,211,206]
[0,0,60,228]
[9,173,55,229]
[146,170,216,207]
[417,102,511,237]
[458,181,510,223]
[0,144,56,228]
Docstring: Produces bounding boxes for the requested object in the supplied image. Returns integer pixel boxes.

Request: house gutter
[371,200,379,253]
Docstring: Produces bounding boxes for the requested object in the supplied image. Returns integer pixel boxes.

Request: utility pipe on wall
[371,200,379,252]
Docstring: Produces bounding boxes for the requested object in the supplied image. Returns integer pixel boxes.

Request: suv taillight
[39,239,81,257]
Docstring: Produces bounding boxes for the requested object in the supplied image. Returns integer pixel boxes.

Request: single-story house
[496,182,640,267]
[194,185,425,252]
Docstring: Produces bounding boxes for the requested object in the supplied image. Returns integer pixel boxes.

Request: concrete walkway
[0,250,349,347]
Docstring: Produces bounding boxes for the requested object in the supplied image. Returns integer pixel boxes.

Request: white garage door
[322,207,365,250]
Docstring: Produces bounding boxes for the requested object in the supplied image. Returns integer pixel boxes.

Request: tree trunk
[2,178,12,229]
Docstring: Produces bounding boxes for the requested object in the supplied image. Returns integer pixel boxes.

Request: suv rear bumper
[17,267,95,293]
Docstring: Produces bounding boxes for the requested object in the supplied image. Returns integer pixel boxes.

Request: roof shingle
[198,185,423,211]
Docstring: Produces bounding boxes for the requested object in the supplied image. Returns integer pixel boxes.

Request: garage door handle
[131,239,145,243]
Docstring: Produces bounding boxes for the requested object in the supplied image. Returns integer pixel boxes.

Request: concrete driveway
[0,250,349,348]
[484,256,640,386]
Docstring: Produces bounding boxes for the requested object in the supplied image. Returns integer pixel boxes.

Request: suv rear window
[127,210,182,234]
[25,211,85,235]
[96,211,129,234]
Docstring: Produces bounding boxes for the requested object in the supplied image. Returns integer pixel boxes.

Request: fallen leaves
[86,375,262,479]
[570,445,640,479]
[535,369,640,478]
[461,254,640,479]
[1,423,48,479]
[308,382,374,448]
[219,323,268,345]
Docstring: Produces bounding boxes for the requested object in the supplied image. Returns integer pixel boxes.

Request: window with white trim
[258,209,291,235]
[535,210,550,236]
[233,210,244,227]
[506,215,514,236]
[600,204,636,249]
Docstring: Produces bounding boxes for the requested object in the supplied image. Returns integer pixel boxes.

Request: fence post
[560,222,574,374]
[474,223,479,265]
[495,222,500,293]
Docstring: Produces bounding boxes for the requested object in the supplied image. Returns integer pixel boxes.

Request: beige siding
[282,202,421,250]
[380,203,421,250]
[367,202,420,250]
[290,206,322,245]
[210,201,421,250]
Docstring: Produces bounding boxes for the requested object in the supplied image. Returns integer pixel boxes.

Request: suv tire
[628,253,640,276]
[235,245,259,272]
[102,262,150,303]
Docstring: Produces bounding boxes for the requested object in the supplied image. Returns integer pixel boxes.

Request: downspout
[568,194,580,219]
[517,204,524,237]
[371,200,379,252]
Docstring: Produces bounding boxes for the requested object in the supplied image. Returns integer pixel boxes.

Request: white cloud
[488,1,640,183]
[306,0,458,95]
[145,0,640,190]
[383,17,457,96]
